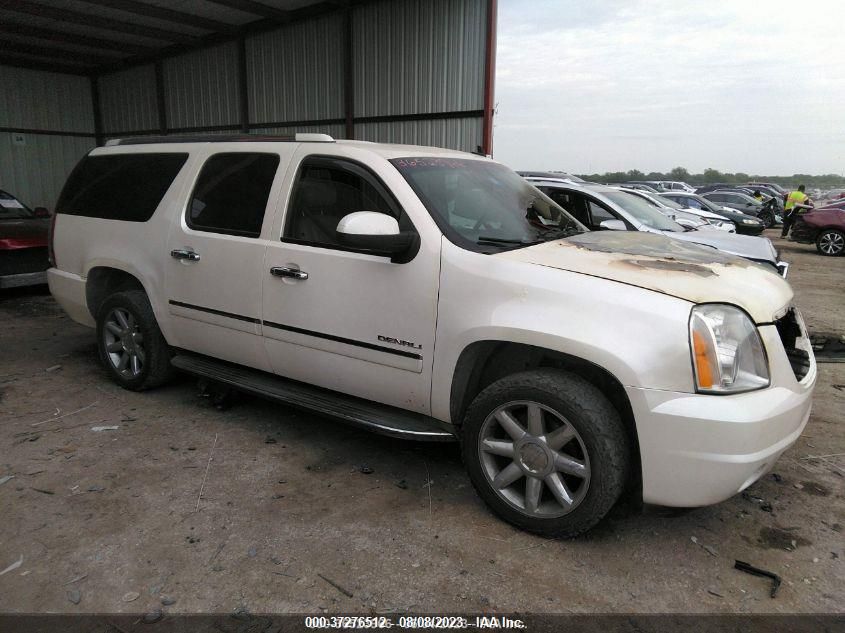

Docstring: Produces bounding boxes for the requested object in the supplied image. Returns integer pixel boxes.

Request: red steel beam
[481,0,497,156]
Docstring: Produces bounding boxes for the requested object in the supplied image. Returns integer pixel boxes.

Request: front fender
[431,243,695,423]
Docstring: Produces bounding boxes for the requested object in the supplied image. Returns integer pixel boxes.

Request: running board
[171,353,455,442]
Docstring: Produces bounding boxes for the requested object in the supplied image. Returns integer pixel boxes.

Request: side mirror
[675,218,699,230]
[336,212,419,263]
[33,207,51,218]
[598,219,627,231]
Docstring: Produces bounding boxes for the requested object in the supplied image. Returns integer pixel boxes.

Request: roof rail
[105,132,335,146]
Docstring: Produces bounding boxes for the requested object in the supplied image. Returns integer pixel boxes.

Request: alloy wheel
[478,401,591,518]
[102,307,145,378]
[819,231,845,255]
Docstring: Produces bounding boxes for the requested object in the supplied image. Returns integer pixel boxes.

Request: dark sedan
[0,190,51,289]
[701,191,779,228]
[660,192,765,235]
[791,206,845,256]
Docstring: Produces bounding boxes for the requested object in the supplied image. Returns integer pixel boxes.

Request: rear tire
[816,229,845,256]
[461,370,630,538]
[96,290,172,391]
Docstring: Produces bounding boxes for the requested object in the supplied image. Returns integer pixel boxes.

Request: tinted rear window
[56,153,188,222]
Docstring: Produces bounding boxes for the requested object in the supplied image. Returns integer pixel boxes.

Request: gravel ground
[0,229,842,615]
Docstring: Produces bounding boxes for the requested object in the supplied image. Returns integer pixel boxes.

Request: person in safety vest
[753,189,766,202]
[781,184,812,238]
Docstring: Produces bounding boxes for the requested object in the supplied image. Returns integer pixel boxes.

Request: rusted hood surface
[496,231,792,322]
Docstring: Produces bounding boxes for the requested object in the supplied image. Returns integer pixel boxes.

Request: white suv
[49,134,816,537]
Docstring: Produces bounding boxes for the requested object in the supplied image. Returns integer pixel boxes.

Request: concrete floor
[0,230,842,615]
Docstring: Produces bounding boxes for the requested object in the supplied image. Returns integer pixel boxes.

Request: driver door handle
[171,249,200,261]
[270,266,308,280]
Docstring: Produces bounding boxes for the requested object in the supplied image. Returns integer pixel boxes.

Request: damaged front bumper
[627,325,815,507]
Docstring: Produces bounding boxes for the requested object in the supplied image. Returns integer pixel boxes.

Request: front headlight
[689,304,770,394]
[742,219,760,225]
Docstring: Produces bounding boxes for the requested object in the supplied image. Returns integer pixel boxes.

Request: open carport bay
[0,230,842,615]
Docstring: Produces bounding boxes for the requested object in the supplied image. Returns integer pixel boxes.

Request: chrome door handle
[270,266,308,280]
[171,249,200,261]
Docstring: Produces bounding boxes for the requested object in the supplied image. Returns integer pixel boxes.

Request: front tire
[816,229,845,256]
[96,290,172,391]
[759,211,774,228]
[462,370,630,538]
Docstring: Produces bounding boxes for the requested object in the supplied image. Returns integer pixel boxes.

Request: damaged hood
[665,230,778,264]
[496,231,792,323]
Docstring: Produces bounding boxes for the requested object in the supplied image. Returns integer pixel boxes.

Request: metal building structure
[0,0,497,209]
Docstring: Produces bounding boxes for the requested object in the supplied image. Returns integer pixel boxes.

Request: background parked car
[623,180,694,192]
[616,182,661,193]
[0,190,51,289]
[517,170,586,183]
[527,180,786,275]
[694,183,736,195]
[816,198,845,211]
[743,185,785,211]
[746,182,788,196]
[660,192,765,235]
[701,191,779,228]
[620,188,735,232]
[791,207,845,256]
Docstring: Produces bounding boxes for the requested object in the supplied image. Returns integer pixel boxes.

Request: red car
[791,204,845,256]
[0,190,51,288]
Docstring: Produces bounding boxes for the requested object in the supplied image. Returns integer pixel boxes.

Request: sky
[492,0,845,176]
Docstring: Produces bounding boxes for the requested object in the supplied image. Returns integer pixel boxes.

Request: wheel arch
[85,265,147,320]
[450,340,642,499]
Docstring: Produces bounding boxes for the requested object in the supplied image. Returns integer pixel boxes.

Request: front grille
[774,308,811,382]
[0,247,49,276]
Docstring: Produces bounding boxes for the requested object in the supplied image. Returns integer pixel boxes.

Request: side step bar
[171,353,456,442]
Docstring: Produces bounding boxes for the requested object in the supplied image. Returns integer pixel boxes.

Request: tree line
[577,167,845,189]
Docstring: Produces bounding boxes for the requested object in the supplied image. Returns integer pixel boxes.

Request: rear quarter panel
[52,149,203,340]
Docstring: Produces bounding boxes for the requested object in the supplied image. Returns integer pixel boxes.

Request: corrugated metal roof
[0,0,352,74]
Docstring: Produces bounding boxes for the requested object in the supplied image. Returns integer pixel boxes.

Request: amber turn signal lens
[692,329,714,389]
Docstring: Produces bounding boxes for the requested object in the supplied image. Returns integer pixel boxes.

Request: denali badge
[378,335,422,350]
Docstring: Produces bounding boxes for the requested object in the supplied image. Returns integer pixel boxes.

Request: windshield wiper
[476,236,540,246]
[533,225,584,241]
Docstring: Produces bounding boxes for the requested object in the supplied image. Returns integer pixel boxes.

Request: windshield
[732,193,761,205]
[391,157,586,251]
[644,192,684,210]
[602,191,684,232]
[0,191,33,220]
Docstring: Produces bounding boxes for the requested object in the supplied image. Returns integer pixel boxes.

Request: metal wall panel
[0,65,94,133]
[99,65,158,134]
[0,132,93,209]
[163,42,240,129]
[353,0,486,117]
[246,14,345,124]
[354,118,482,152]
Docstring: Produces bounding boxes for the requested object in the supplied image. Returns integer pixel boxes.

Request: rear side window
[187,153,280,238]
[56,153,188,222]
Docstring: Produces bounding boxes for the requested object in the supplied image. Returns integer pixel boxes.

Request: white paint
[49,138,817,510]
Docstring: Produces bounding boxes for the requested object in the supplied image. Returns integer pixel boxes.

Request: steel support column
[481,0,497,156]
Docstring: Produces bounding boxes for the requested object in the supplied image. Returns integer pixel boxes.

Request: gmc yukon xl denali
[49,134,816,537]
